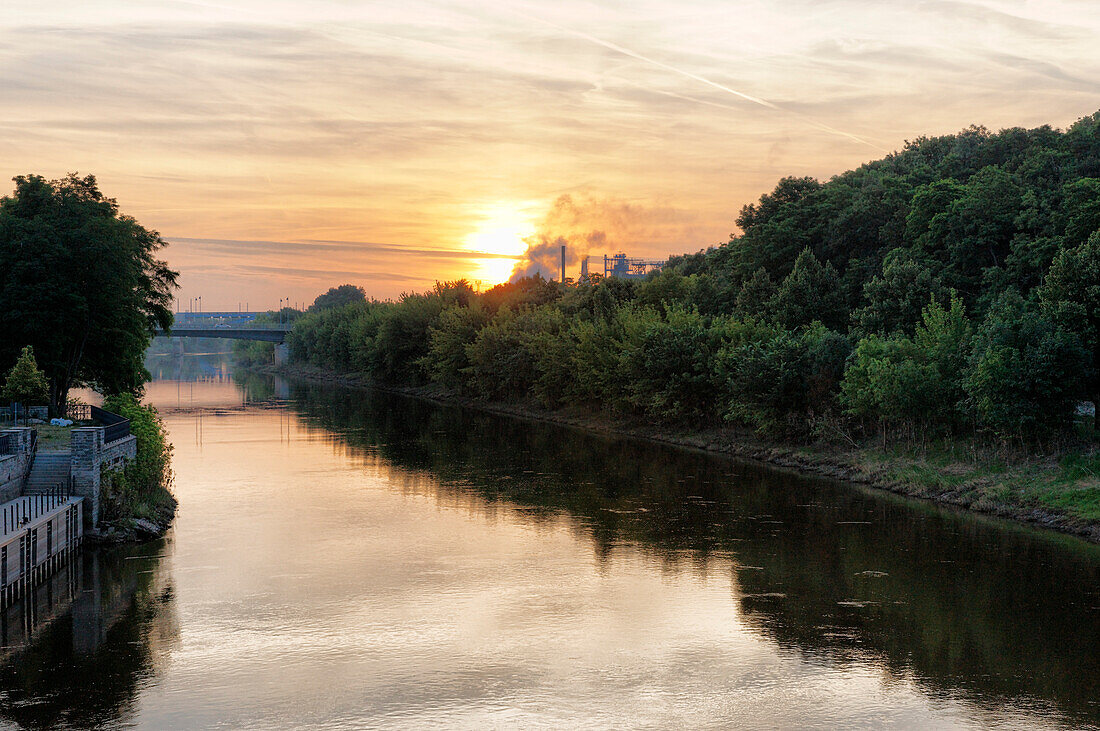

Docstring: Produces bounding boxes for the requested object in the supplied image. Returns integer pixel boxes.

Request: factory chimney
[560,244,566,283]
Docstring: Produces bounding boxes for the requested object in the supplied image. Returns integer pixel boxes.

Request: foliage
[423,304,491,391]
[767,248,846,330]
[964,291,1088,438]
[1,345,48,406]
[619,306,724,420]
[100,393,175,524]
[852,251,950,335]
[310,284,366,312]
[733,268,777,319]
[1039,231,1100,421]
[0,174,178,414]
[722,323,849,435]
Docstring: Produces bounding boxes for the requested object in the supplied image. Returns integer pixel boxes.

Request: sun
[463,204,534,285]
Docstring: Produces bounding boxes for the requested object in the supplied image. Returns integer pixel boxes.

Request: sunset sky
[4,0,1100,310]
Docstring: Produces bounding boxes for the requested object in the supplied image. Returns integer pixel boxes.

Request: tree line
[285,112,1100,450]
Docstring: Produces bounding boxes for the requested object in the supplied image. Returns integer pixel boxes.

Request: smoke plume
[509,195,661,281]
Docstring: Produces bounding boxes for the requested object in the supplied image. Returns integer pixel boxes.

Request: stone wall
[71,428,137,528]
[0,429,34,502]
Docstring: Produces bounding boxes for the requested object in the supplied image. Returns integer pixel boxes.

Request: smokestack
[561,244,566,282]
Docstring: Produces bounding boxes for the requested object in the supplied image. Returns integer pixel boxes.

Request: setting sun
[464,204,535,285]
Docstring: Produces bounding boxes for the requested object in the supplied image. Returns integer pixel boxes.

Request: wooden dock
[0,492,84,607]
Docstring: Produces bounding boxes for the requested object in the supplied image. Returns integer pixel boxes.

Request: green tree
[840,335,940,443]
[424,304,490,391]
[619,306,724,421]
[464,306,568,404]
[722,323,849,435]
[734,268,777,318]
[1038,231,1100,427]
[0,174,178,415]
[373,293,446,384]
[1063,178,1100,247]
[309,284,366,312]
[2,345,48,422]
[852,251,950,335]
[768,248,846,330]
[101,393,175,523]
[965,291,1087,439]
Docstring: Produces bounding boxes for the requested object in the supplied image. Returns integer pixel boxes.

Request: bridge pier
[274,343,290,366]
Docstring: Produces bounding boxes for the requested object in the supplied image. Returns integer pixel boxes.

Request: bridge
[153,325,292,343]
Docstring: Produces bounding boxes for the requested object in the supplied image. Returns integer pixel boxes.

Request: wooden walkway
[0,492,84,607]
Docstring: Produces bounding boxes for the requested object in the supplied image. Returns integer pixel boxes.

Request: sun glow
[464,205,534,285]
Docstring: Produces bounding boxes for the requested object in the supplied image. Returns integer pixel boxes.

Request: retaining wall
[71,429,137,528]
[0,429,35,503]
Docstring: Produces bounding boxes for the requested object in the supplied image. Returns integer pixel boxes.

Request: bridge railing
[160,324,293,332]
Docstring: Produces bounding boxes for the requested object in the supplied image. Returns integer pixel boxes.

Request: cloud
[3,0,1100,307]
[169,237,518,260]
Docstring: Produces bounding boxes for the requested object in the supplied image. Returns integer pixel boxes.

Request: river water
[1,361,1099,729]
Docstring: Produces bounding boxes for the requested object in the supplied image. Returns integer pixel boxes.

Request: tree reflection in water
[289,381,1100,728]
[0,539,178,729]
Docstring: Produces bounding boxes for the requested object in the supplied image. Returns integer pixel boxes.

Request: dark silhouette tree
[0,174,178,414]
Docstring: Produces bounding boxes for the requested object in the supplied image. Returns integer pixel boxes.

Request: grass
[31,424,75,449]
[843,441,1100,524]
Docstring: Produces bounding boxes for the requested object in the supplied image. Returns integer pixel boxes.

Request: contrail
[512,9,888,153]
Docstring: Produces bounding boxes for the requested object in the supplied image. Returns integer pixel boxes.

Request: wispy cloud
[2,0,1099,306]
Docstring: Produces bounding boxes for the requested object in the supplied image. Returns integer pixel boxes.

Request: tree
[1063,178,1100,248]
[965,290,1088,439]
[851,251,950,335]
[768,248,846,330]
[0,174,178,415]
[309,284,366,312]
[1038,231,1100,427]
[424,304,490,391]
[2,346,48,422]
[734,268,777,318]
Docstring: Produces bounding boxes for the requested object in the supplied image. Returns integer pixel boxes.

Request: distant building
[600,253,665,280]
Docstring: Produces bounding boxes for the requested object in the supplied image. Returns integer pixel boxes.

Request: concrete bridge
[153,325,291,343]
[154,325,292,363]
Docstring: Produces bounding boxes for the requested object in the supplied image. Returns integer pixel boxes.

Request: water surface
[1,365,1098,729]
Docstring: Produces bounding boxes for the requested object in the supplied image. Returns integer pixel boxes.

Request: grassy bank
[266,363,1100,544]
[97,394,177,542]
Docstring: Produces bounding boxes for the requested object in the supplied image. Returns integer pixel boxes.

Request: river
[1,360,1099,729]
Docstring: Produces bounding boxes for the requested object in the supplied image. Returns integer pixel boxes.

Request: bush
[722,322,849,435]
[620,306,725,421]
[464,306,569,405]
[100,393,176,525]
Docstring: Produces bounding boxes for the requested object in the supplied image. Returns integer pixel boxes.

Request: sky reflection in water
[0,366,1098,729]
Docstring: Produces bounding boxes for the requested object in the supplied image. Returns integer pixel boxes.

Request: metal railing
[66,403,91,421]
[1,486,73,537]
[0,433,13,456]
[91,406,131,443]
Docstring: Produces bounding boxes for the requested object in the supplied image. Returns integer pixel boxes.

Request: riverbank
[93,489,176,544]
[261,363,1100,544]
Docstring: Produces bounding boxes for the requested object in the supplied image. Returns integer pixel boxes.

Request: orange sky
[4,1,1100,309]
